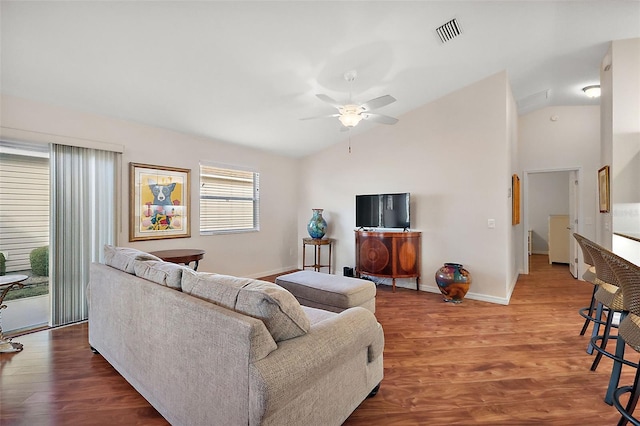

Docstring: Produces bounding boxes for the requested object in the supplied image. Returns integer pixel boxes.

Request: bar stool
[574,233,605,353]
[599,249,640,425]
[581,238,624,368]
[581,238,637,405]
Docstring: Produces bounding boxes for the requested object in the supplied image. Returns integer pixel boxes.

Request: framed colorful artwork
[129,162,191,241]
[598,165,610,213]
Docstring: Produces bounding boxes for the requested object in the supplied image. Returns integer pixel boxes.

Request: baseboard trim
[419,285,510,305]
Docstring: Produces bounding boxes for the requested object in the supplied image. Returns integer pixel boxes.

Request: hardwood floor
[1,255,636,425]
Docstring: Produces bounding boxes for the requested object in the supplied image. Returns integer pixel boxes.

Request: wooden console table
[355,230,421,292]
[149,249,205,270]
[302,238,334,273]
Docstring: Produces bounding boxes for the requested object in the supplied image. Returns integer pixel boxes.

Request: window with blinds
[200,164,259,234]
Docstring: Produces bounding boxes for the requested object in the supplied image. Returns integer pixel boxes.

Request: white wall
[608,38,640,264]
[600,46,614,248]
[507,77,520,295]
[299,71,514,304]
[0,94,300,278]
[519,106,600,265]
[528,171,570,253]
[610,38,640,204]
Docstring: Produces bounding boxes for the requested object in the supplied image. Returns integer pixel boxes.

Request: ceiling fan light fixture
[338,104,364,127]
[582,85,601,98]
[339,112,363,127]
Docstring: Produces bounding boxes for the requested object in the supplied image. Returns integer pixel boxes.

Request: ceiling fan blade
[360,95,396,111]
[316,94,342,109]
[300,113,340,121]
[362,113,399,125]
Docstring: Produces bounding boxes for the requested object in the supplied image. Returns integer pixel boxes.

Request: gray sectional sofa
[88,246,384,426]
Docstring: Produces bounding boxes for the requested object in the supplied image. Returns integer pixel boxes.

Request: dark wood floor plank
[1,255,636,425]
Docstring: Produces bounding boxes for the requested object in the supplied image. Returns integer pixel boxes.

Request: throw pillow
[182,270,310,342]
[181,269,252,308]
[235,280,310,342]
[103,245,161,274]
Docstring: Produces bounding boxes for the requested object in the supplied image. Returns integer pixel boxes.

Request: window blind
[200,164,259,233]
[50,144,117,326]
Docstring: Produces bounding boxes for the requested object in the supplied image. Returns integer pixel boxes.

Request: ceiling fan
[302,70,398,128]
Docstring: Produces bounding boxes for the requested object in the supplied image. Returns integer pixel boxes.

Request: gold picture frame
[598,165,610,213]
[129,162,191,241]
[512,174,521,225]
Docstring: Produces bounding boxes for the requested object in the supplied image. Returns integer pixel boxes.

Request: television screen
[356,193,410,229]
[381,193,410,228]
[355,194,380,228]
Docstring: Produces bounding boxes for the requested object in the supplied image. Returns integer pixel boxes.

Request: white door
[549,215,571,263]
[568,172,578,278]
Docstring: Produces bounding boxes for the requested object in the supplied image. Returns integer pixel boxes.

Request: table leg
[316,246,321,272]
[302,241,307,270]
[0,285,24,353]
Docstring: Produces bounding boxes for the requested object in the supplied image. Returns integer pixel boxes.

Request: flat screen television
[356,193,410,229]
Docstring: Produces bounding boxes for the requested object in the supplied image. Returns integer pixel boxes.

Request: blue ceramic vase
[435,263,472,303]
[307,208,327,239]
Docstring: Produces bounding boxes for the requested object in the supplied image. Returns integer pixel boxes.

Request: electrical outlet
[488,219,496,229]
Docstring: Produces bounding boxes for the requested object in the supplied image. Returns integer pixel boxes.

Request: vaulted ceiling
[2,1,639,157]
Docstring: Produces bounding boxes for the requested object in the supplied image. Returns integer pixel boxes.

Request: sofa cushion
[103,245,161,274]
[301,305,337,325]
[235,280,310,342]
[133,260,185,290]
[182,269,251,308]
[181,269,310,342]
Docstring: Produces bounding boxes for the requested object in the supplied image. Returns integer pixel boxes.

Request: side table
[149,249,205,270]
[0,274,28,353]
[302,238,334,273]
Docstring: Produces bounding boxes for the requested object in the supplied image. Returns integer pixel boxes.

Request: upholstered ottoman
[275,270,376,313]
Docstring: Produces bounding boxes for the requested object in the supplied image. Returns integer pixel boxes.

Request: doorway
[523,168,580,276]
[0,141,51,334]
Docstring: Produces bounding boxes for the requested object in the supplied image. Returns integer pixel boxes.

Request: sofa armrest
[249,306,384,416]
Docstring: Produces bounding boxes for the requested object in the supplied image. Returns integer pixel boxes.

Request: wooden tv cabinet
[355,230,421,292]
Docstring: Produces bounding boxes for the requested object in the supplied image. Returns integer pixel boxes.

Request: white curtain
[49,144,118,326]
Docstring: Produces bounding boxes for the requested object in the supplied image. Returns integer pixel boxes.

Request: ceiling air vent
[517,89,551,111]
[436,18,462,44]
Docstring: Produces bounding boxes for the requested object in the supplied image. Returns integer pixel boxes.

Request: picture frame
[598,165,610,213]
[129,162,191,241]
[512,173,521,225]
